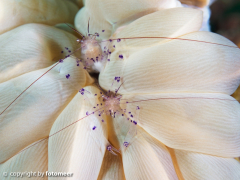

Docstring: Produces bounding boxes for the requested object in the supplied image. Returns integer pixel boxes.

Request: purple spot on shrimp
[61,51,64,53]
[68,50,71,53]
[65,47,68,50]
[107,145,112,151]
[109,39,112,42]
[131,115,133,118]
[119,55,123,59]
[102,30,105,32]
[79,88,85,95]
[59,59,63,63]
[66,74,70,79]
[133,121,137,125]
[102,119,104,122]
[92,126,96,130]
[108,59,110,61]
[115,76,121,82]
[123,142,129,147]
[136,106,140,110]
[86,111,89,115]
[94,94,97,96]
[113,45,115,48]
[117,38,121,42]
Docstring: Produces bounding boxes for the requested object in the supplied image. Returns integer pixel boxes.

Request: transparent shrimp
[64,21,109,72]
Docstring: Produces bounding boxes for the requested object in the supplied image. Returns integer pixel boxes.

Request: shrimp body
[80,37,102,66]
[102,93,122,116]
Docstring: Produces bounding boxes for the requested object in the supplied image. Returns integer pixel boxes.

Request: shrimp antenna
[88,17,90,35]
[115,79,125,95]
[64,23,84,38]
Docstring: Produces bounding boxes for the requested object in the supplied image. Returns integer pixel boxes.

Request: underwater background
[210,0,240,102]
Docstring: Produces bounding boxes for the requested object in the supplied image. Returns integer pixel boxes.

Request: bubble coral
[0,0,240,180]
